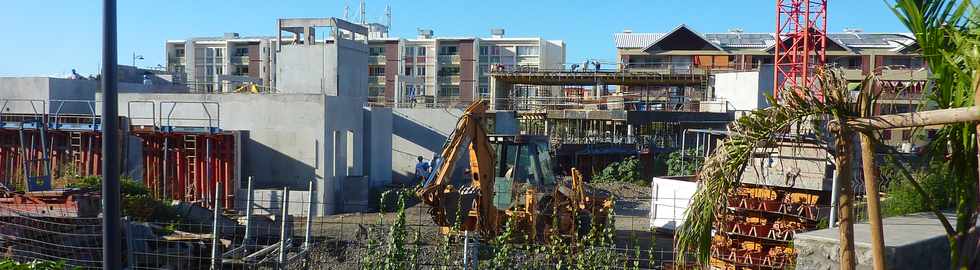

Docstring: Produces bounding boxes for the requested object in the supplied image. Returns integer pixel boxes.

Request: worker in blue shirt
[414,156,431,184]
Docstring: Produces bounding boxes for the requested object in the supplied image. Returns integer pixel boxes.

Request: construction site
[2,0,977,269]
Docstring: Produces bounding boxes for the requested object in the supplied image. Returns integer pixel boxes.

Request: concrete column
[184,40,197,91]
[489,77,512,111]
[221,42,233,92]
[259,40,271,88]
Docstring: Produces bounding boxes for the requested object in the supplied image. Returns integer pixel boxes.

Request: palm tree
[675,68,872,268]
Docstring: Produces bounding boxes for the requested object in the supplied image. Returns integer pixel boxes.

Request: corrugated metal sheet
[614,33,664,49]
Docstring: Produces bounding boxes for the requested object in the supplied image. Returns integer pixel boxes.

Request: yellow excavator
[416,100,612,241]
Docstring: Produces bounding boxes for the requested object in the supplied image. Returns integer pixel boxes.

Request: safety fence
[0,185,700,270]
[0,181,851,270]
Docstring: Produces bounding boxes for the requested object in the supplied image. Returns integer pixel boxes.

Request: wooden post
[835,130,856,270]
[860,132,886,269]
[859,86,886,270]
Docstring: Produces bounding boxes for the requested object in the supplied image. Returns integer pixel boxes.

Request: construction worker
[414,156,431,184]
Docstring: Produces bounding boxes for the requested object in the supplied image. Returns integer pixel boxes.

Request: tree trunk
[836,131,856,270]
[860,132,886,270]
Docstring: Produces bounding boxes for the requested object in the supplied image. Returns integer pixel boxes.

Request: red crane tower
[774,0,828,99]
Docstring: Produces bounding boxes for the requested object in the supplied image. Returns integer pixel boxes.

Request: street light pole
[102,0,122,269]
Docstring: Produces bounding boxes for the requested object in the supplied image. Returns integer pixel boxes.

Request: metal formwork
[0,99,238,210]
[133,131,236,209]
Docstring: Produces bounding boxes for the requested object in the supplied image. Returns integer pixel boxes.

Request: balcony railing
[880,68,928,81]
[231,56,250,64]
[367,95,732,113]
[369,55,386,64]
[437,75,461,84]
[438,55,460,63]
[369,76,386,84]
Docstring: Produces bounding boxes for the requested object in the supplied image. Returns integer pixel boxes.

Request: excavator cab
[488,134,556,210]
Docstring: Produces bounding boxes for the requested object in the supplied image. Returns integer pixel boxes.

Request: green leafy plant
[890,0,978,266]
[593,156,641,184]
[666,149,703,176]
[0,259,78,270]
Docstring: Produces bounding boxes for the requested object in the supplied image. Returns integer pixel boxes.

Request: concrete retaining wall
[794,212,957,270]
[390,108,464,185]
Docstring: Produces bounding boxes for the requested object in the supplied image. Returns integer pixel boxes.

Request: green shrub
[881,157,956,217]
[66,176,179,222]
[666,149,702,176]
[67,176,150,196]
[0,259,77,270]
[593,156,641,184]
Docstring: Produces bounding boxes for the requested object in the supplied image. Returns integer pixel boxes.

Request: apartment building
[367,29,565,105]
[165,33,278,93]
[615,24,927,148]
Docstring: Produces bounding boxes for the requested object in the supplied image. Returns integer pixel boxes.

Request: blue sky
[0,0,910,77]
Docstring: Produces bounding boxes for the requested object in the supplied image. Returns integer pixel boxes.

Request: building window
[172,65,184,74]
[438,66,460,76]
[479,65,489,75]
[517,46,539,56]
[479,86,490,97]
[234,48,248,57]
[369,86,385,97]
[439,86,460,97]
[370,66,385,76]
[234,65,249,75]
[404,66,413,76]
[882,130,892,140]
[902,130,912,140]
[416,67,426,76]
[480,46,500,56]
[214,48,223,58]
[215,65,224,75]
[369,46,385,56]
[175,48,185,58]
[416,47,427,57]
[884,56,925,69]
[439,46,458,55]
[404,46,415,56]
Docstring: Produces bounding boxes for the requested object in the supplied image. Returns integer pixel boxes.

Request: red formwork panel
[0,129,103,189]
[133,131,237,210]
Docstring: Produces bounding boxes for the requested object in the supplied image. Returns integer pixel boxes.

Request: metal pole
[278,187,290,269]
[101,0,122,268]
[462,230,469,270]
[210,183,223,270]
[163,137,169,198]
[829,156,839,227]
[242,176,254,252]
[304,178,315,249]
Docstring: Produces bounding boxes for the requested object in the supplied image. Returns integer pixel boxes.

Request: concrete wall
[713,71,770,111]
[390,108,463,184]
[0,77,97,114]
[274,39,368,97]
[794,212,958,270]
[364,107,393,187]
[111,93,370,215]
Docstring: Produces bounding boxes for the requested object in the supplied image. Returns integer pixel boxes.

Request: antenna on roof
[344,1,351,20]
[729,28,744,38]
[360,0,367,24]
[385,4,391,29]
